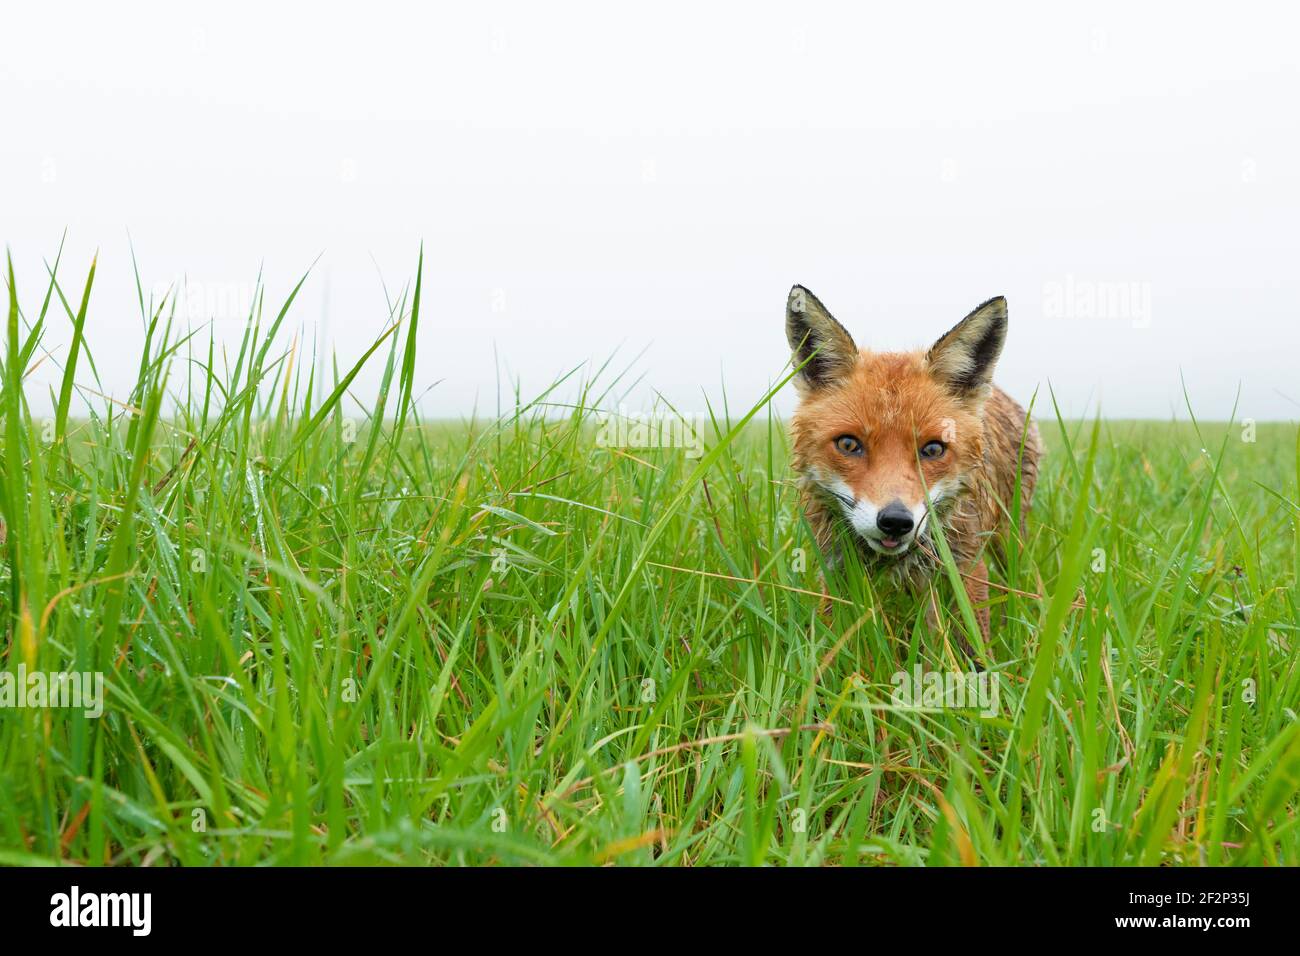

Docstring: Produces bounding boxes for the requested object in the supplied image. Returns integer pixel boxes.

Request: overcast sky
[3,2,1298,421]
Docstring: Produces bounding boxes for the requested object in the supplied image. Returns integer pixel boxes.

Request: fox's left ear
[926,296,1007,399]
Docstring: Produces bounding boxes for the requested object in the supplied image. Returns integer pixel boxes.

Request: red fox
[785,285,1042,647]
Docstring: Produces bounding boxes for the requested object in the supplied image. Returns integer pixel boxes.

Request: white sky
[3,2,1298,421]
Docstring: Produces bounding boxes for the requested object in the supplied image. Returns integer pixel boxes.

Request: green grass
[2,251,1298,866]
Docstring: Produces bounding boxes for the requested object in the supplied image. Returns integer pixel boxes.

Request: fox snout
[876,501,915,538]
[836,491,931,555]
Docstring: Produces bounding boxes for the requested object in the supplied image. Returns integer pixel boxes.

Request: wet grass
[1,251,1297,865]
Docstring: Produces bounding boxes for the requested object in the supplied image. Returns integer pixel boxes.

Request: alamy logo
[1042,275,1151,328]
[50,886,151,936]
[593,404,706,459]
[0,665,104,718]
[890,667,1000,718]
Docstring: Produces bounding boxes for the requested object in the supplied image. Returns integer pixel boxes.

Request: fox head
[785,285,1007,558]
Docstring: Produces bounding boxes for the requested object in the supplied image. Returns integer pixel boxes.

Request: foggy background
[3,1,1298,421]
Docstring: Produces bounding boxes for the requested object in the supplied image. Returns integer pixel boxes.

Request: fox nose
[877,501,915,538]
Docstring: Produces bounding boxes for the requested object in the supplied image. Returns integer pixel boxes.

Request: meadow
[1,253,1297,866]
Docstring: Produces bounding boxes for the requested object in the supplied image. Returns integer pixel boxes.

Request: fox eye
[920,440,946,460]
[834,435,864,457]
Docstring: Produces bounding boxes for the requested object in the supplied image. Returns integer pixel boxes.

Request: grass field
[2,254,1298,866]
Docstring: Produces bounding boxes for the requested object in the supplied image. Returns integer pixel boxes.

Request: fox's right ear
[785,285,858,390]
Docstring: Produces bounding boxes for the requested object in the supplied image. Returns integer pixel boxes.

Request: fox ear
[785,285,858,390]
[927,296,1007,399]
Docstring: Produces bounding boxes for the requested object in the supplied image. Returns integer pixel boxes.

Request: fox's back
[979,385,1042,522]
